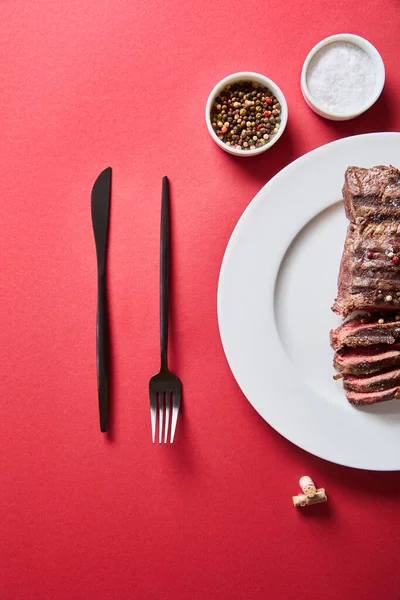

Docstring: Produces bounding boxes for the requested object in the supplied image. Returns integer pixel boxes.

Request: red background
[1,1,400,599]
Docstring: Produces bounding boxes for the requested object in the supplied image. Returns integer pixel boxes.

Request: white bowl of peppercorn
[205,71,288,156]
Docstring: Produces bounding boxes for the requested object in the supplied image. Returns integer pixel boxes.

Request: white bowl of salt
[301,34,385,121]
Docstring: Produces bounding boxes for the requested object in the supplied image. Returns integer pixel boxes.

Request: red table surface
[2,1,400,599]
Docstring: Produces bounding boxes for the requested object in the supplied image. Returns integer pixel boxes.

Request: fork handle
[160,176,169,371]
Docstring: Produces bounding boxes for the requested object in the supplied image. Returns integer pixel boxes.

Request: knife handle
[97,274,108,432]
[160,176,169,371]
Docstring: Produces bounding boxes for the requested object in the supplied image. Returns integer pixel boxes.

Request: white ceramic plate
[218,132,400,471]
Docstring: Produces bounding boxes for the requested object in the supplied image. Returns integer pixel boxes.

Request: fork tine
[170,393,180,443]
[150,391,157,443]
[164,393,171,444]
[158,393,164,443]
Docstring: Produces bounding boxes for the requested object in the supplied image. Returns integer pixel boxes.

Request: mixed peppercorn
[210,81,281,150]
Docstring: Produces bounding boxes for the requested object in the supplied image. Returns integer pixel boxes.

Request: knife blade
[91,167,111,432]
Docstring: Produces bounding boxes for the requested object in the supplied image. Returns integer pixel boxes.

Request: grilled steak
[344,368,400,392]
[332,166,400,318]
[331,166,400,405]
[330,315,400,350]
[346,386,400,406]
[334,344,400,375]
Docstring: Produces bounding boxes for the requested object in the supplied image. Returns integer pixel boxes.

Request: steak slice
[344,368,400,392]
[334,344,400,375]
[332,166,400,317]
[346,386,400,406]
[330,316,400,350]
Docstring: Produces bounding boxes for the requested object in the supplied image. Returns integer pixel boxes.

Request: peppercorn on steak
[331,165,400,406]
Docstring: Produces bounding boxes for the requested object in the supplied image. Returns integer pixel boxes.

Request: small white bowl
[301,34,385,121]
[205,71,288,157]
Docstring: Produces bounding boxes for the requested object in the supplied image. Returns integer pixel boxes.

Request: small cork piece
[293,489,327,508]
[299,476,317,498]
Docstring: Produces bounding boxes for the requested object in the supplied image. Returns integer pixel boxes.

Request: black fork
[149,177,182,443]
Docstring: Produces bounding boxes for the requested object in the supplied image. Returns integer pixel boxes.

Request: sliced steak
[332,166,400,317]
[330,316,400,350]
[346,386,400,406]
[334,344,400,375]
[344,368,400,392]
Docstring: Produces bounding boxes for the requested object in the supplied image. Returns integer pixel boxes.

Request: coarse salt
[306,42,376,115]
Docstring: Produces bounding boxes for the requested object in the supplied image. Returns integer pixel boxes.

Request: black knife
[91,167,111,432]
